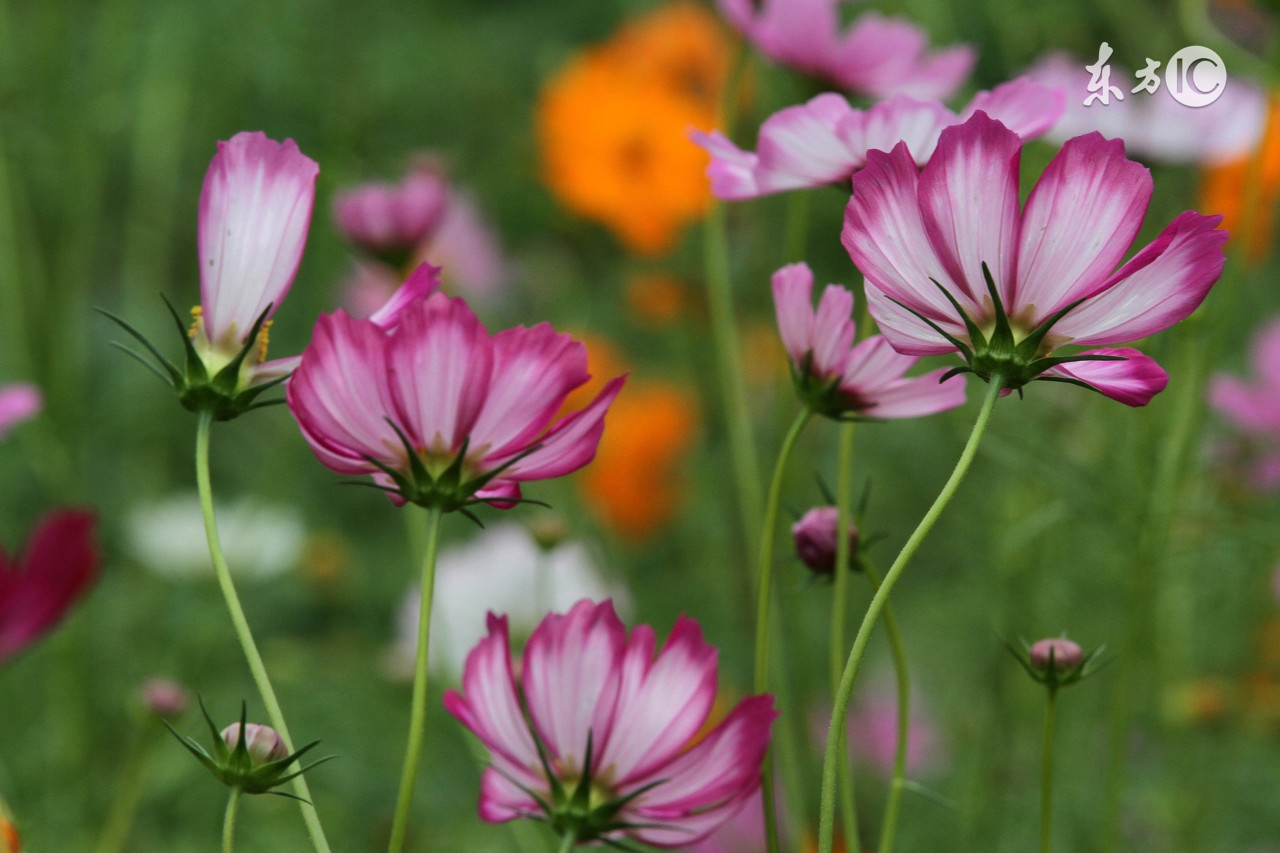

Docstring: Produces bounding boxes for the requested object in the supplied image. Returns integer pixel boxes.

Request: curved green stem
[93,722,160,853]
[557,829,578,853]
[863,558,909,853]
[388,505,445,853]
[755,408,812,853]
[1041,688,1058,853]
[195,411,331,853]
[222,787,242,853]
[831,421,860,850]
[818,379,1002,853]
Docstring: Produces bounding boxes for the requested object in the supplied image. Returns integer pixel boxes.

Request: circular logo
[1165,45,1227,107]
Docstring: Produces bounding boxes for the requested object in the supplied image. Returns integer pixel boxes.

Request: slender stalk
[862,558,909,853]
[754,408,812,853]
[388,505,445,853]
[831,421,860,849]
[222,787,242,853]
[557,829,578,853]
[195,411,331,853]
[1041,688,1058,853]
[93,723,160,853]
[818,380,1002,853]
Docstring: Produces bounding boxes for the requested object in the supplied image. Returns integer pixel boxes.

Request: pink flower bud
[221,722,288,763]
[139,678,190,719]
[1029,638,1083,671]
[791,507,858,574]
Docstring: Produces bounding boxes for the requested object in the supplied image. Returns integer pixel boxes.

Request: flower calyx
[165,698,332,798]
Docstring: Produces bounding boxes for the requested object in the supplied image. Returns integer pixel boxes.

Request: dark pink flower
[332,163,450,263]
[717,0,973,100]
[773,263,966,419]
[287,264,624,510]
[192,131,319,386]
[791,507,858,575]
[1029,638,1083,671]
[842,112,1227,406]
[0,511,100,666]
[691,77,1063,200]
[1208,316,1280,488]
[444,599,777,848]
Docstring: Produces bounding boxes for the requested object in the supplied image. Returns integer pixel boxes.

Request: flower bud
[221,722,288,764]
[1029,638,1084,671]
[791,507,858,574]
[140,678,191,719]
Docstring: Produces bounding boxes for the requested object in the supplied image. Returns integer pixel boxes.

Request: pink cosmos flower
[444,599,777,848]
[691,77,1064,200]
[842,112,1227,406]
[0,384,40,440]
[191,131,318,386]
[717,0,974,100]
[1207,316,1280,488]
[287,263,625,510]
[773,263,966,418]
[0,510,100,667]
[332,162,451,263]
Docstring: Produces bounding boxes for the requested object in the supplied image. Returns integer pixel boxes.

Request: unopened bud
[140,678,191,719]
[221,723,288,764]
[528,514,570,551]
[791,507,858,574]
[1029,638,1083,671]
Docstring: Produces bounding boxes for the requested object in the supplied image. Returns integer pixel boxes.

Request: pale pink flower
[1208,316,1280,488]
[0,384,40,440]
[842,112,1227,406]
[691,77,1064,200]
[287,264,624,510]
[192,131,318,385]
[717,0,974,100]
[773,263,966,418]
[332,163,450,261]
[445,599,776,847]
[845,689,941,778]
[1026,52,1266,166]
[0,510,100,667]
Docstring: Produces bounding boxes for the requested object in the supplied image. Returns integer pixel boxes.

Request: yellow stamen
[257,319,272,363]
[188,305,203,340]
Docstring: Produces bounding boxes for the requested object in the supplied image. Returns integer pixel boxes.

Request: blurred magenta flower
[691,78,1063,200]
[842,112,1227,405]
[1029,638,1084,671]
[846,688,941,778]
[791,506,858,575]
[1026,53,1266,166]
[717,0,973,100]
[1208,316,1280,487]
[0,510,100,667]
[288,263,625,511]
[192,131,318,387]
[332,162,450,265]
[445,599,776,847]
[0,384,40,440]
[773,263,965,419]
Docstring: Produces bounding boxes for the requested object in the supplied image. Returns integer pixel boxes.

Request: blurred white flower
[387,523,627,681]
[127,493,305,581]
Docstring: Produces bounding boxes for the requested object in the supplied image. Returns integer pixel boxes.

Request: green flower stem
[222,787,242,853]
[388,504,445,853]
[862,558,909,853]
[1041,688,1058,853]
[702,202,764,551]
[819,379,1002,853]
[195,411,331,853]
[831,420,860,850]
[93,722,162,853]
[784,190,810,264]
[754,408,812,853]
[557,829,578,853]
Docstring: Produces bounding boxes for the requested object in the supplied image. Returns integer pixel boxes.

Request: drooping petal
[488,376,626,484]
[809,285,856,378]
[862,283,964,356]
[624,694,777,848]
[0,511,100,665]
[829,12,972,101]
[752,94,863,188]
[1041,348,1169,406]
[688,130,763,200]
[521,600,626,772]
[287,311,402,476]
[961,77,1066,141]
[368,262,443,331]
[860,369,968,418]
[601,616,718,786]
[387,293,494,454]
[477,764,544,823]
[771,263,817,365]
[198,132,318,346]
[0,384,40,440]
[1049,212,1227,345]
[1015,132,1153,315]
[844,143,977,322]
[844,95,954,166]
[919,112,1023,308]
[468,325,591,461]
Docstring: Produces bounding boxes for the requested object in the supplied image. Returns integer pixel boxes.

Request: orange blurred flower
[626,272,688,326]
[579,380,699,540]
[1200,91,1280,262]
[538,3,731,255]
